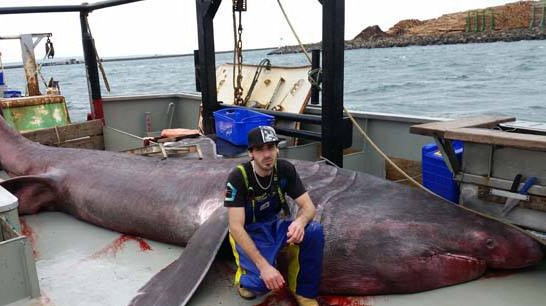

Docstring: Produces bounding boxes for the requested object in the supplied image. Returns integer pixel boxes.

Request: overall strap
[274,164,290,218]
[237,164,256,223]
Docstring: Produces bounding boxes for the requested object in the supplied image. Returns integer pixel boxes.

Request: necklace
[252,163,273,190]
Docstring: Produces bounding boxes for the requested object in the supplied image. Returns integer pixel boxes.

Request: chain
[232,2,245,106]
[252,163,273,190]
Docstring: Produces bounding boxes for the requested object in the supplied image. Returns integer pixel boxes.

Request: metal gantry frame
[0,0,348,167]
[0,33,53,96]
[0,0,145,122]
[196,0,347,167]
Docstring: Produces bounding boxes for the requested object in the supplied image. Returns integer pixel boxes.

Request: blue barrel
[0,71,4,85]
[422,141,464,204]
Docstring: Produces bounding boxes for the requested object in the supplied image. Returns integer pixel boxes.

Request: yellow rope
[344,107,546,244]
[275,0,436,198]
[343,107,443,199]
[274,0,545,244]
[276,0,440,199]
[276,0,312,64]
[274,1,427,194]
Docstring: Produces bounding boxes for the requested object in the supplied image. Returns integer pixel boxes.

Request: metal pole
[19,34,41,96]
[475,11,480,32]
[491,9,496,31]
[482,11,485,32]
[321,0,345,167]
[530,6,535,29]
[310,49,320,105]
[193,49,201,92]
[539,4,546,30]
[196,0,222,135]
[80,11,103,121]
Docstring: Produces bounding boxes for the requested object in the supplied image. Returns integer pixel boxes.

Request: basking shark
[0,115,543,305]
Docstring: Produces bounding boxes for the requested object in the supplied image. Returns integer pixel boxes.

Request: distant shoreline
[4,28,545,69]
[3,47,275,69]
[269,28,546,55]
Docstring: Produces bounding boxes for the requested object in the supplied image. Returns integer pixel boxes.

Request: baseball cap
[247,126,279,149]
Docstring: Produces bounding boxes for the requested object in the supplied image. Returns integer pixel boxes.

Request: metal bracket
[433,137,461,174]
[233,0,247,11]
[490,188,530,201]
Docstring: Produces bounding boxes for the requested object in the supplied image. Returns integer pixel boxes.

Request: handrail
[0,0,143,14]
[217,104,352,148]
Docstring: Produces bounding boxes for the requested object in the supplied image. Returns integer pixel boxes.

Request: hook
[45,37,55,59]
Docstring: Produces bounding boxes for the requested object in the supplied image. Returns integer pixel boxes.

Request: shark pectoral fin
[0,174,64,214]
[129,207,229,306]
[403,253,487,292]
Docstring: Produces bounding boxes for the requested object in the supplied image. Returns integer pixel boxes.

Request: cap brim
[248,140,280,150]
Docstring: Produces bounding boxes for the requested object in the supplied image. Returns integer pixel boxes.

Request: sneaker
[238,286,256,300]
[294,294,318,306]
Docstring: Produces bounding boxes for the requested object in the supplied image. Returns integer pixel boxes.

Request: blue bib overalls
[229,165,324,298]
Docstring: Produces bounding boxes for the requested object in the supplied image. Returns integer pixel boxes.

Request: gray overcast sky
[0,0,510,62]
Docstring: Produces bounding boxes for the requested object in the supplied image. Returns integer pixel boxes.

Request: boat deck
[7,211,546,306]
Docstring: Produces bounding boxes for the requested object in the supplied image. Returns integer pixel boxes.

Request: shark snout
[485,234,544,269]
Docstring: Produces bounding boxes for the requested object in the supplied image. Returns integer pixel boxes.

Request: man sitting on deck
[224,126,324,306]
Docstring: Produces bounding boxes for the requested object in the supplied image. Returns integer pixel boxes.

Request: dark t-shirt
[224,159,306,224]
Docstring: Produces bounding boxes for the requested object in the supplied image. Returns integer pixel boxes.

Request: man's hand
[287,218,306,244]
[288,192,315,245]
[259,263,286,290]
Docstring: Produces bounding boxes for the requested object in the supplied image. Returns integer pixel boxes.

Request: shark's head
[459,221,544,269]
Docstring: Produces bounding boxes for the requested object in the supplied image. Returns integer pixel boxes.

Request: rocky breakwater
[270,1,546,54]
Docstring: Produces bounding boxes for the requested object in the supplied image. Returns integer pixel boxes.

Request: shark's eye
[485,238,495,249]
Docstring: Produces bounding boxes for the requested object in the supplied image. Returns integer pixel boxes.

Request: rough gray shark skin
[0,117,543,296]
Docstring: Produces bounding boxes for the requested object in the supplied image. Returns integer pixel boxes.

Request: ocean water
[3,39,546,123]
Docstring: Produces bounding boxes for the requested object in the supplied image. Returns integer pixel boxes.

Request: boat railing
[21,119,104,150]
[0,186,40,305]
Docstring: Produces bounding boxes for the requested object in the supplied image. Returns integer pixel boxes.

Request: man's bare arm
[287,192,316,244]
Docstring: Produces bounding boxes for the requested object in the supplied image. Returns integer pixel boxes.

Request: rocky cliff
[271,1,546,54]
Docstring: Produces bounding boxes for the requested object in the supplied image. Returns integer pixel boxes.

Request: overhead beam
[0,0,143,14]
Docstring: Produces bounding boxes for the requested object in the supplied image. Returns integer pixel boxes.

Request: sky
[0,0,511,63]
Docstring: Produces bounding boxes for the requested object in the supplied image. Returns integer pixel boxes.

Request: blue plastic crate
[422,141,463,204]
[3,90,22,98]
[214,108,274,146]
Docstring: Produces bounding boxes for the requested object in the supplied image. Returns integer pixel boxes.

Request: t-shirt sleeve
[282,160,306,200]
[224,167,247,208]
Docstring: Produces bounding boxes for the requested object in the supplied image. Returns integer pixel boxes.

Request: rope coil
[244,58,271,105]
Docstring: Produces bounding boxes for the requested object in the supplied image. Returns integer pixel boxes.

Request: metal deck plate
[9,212,546,306]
